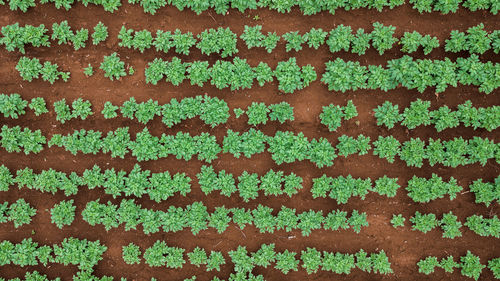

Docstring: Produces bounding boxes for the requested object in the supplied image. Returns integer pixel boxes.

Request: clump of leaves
[50,199,76,229]
[100,52,126,81]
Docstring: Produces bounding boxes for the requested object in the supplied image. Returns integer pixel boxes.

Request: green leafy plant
[391,214,405,228]
[50,199,75,229]
[122,243,141,264]
[92,22,108,45]
[100,52,126,81]
[83,64,94,76]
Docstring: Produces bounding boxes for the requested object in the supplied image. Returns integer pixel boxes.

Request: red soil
[0,3,499,281]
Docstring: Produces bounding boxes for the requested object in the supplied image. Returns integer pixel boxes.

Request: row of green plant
[197,165,303,200]
[82,199,369,235]
[2,125,499,168]
[373,135,499,168]
[117,23,500,56]
[391,211,499,238]
[16,57,69,83]
[312,175,399,204]
[322,55,499,94]
[0,94,230,128]
[2,0,498,15]
[417,252,499,280]
[374,99,499,132]
[5,22,498,56]
[13,53,500,95]
[1,164,496,206]
[0,21,107,53]
[0,237,106,271]
[0,198,36,228]
[0,164,191,201]
[145,56,316,94]
[125,241,392,276]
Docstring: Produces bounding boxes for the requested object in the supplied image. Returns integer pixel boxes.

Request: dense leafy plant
[50,199,75,229]
[391,214,405,228]
[1,125,46,154]
[122,243,141,265]
[283,31,305,52]
[16,57,69,83]
[100,53,127,80]
[406,174,462,203]
[410,211,438,233]
[3,198,36,228]
[28,97,48,116]
[92,22,108,45]
[319,100,357,131]
[0,93,27,118]
[197,27,237,57]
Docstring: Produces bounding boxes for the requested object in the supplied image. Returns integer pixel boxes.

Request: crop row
[2,196,497,239]
[1,164,497,206]
[0,237,106,271]
[390,211,500,238]
[1,125,498,168]
[2,0,498,15]
[14,54,500,94]
[0,21,107,53]
[374,99,499,132]
[4,22,499,57]
[124,242,393,276]
[0,94,295,127]
[82,199,369,235]
[417,252,499,280]
[4,93,498,134]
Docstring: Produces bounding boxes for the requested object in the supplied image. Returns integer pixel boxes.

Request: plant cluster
[0,23,50,53]
[16,57,70,83]
[406,174,462,203]
[145,57,315,94]
[446,24,500,54]
[374,99,500,132]
[53,98,93,123]
[0,198,36,228]
[237,102,294,125]
[417,251,493,280]
[407,211,498,239]
[373,136,499,168]
[322,55,500,94]
[326,23,397,55]
[0,125,46,154]
[197,165,303,200]
[51,21,90,50]
[197,27,238,57]
[319,100,357,131]
[0,237,106,271]
[312,174,400,204]
[82,199,369,236]
[400,31,439,54]
[240,25,280,53]
[112,95,229,128]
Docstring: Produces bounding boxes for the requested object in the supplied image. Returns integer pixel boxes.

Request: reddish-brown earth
[0,3,499,281]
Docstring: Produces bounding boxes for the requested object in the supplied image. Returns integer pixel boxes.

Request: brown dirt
[0,3,499,281]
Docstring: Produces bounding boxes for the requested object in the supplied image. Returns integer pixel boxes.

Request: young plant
[100,52,126,81]
[92,22,108,45]
[50,199,76,229]
[390,214,405,228]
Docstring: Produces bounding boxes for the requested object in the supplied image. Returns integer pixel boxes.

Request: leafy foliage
[50,199,75,229]
[100,52,127,81]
